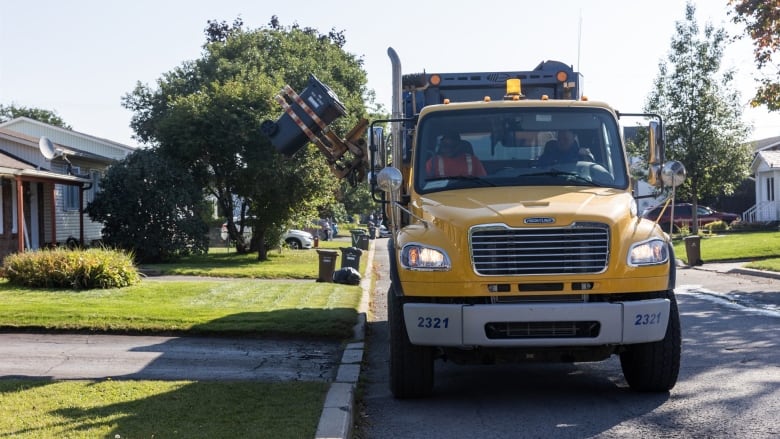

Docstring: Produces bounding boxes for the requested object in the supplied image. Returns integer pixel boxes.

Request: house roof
[0,116,135,153]
[752,135,780,152]
[0,150,90,184]
[751,150,780,172]
[0,127,108,162]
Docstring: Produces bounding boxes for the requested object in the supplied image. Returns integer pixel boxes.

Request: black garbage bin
[261,74,347,156]
[684,235,702,266]
[340,247,363,271]
[368,223,376,240]
[316,249,339,282]
[350,229,366,247]
[357,233,369,251]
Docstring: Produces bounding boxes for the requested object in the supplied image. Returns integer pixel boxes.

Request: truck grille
[485,321,601,339]
[471,223,609,275]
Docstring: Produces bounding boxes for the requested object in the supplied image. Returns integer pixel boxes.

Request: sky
[2,0,779,148]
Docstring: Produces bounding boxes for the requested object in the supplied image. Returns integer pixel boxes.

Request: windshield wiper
[521,169,600,186]
[425,175,497,187]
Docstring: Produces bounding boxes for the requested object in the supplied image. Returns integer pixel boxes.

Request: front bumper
[404,299,669,347]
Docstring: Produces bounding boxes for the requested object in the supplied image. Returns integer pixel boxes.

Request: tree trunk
[256,228,268,261]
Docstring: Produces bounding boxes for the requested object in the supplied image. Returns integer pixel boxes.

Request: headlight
[627,238,669,266]
[400,243,451,271]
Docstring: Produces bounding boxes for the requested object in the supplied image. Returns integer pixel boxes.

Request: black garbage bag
[333,267,361,285]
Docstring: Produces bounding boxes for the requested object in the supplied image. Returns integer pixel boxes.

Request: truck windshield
[413,107,628,194]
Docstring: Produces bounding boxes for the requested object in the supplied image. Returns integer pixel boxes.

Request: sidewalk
[687,259,780,280]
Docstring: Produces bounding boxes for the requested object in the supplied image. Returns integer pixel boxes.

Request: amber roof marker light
[505,78,524,100]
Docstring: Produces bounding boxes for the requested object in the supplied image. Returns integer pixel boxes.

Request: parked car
[640,203,740,232]
[378,224,391,238]
[283,229,314,250]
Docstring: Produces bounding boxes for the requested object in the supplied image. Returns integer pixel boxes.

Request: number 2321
[417,317,449,329]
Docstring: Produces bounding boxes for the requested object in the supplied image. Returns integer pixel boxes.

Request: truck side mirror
[647,120,665,187]
[377,167,402,193]
[661,161,686,188]
[371,126,385,169]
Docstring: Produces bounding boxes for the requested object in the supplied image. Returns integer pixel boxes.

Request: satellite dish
[38,136,59,160]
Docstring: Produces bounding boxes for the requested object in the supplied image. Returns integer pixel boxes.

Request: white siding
[2,119,134,160]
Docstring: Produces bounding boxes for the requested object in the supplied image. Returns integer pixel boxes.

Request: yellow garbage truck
[263,47,685,398]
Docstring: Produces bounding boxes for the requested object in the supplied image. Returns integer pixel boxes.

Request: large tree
[86,149,210,263]
[122,17,369,260]
[645,2,752,233]
[0,104,71,128]
[729,0,780,110]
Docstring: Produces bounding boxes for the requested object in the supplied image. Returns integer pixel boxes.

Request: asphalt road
[355,238,780,439]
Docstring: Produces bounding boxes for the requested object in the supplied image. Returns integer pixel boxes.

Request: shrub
[702,220,728,233]
[2,248,141,289]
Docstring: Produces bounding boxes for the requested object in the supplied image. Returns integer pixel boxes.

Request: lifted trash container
[316,249,339,282]
[261,74,348,157]
[684,235,702,266]
[350,229,367,247]
[340,247,363,271]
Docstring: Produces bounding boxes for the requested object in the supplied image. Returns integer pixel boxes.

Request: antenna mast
[577,10,582,71]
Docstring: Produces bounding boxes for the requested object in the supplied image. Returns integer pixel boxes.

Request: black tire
[388,286,434,398]
[619,290,681,392]
[285,238,302,250]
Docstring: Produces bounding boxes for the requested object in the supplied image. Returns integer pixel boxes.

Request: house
[0,117,135,260]
[743,136,780,223]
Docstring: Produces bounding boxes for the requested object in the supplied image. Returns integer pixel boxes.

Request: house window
[767,177,775,202]
[64,184,80,211]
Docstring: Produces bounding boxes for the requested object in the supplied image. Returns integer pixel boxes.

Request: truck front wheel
[388,286,434,398]
[619,290,681,392]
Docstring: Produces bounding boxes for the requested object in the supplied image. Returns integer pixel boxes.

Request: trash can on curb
[357,233,369,251]
[350,229,366,247]
[684,235,702,266]
[316,249,339,282]
[340,247,363,271]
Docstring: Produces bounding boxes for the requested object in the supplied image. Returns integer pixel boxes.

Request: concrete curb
[689,260,780,280]
[314,238,374,439]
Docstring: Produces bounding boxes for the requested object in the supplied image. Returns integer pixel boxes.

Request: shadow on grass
[0,307,359,438]
[1,379,327,438]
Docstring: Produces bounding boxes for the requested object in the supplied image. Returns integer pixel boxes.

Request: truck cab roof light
[505,78,525,100]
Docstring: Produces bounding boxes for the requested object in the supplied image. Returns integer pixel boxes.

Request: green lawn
[0,380,327,439]
[0,238,368,439]
[142,238,362,278]
[672,231,780,268]
[0,278,361,338]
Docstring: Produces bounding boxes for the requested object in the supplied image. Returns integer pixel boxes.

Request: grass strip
[0,379,326,439]
[0,279,361,338]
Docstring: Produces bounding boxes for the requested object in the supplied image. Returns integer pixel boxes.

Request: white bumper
[403,299,670,347]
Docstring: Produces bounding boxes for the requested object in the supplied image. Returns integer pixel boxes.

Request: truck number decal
[417,316,449,329]
[634,312,662,326]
